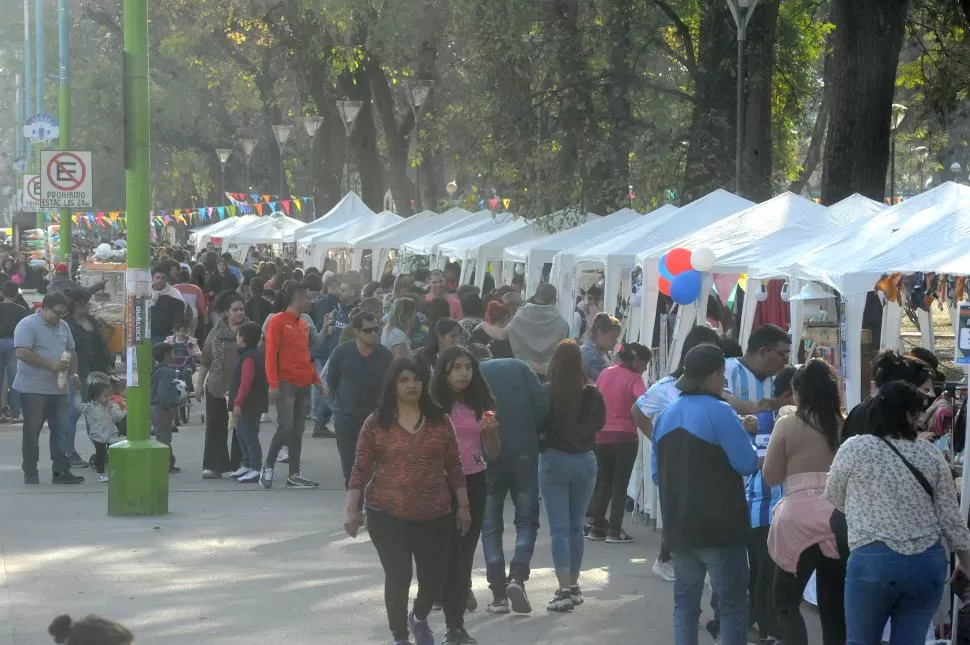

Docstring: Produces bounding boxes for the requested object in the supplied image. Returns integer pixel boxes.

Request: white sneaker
[229,466,250,479]
[98,474,109,483]
[278,446,290,463]
[238,470,260,483]
[259,468,274,489]
[653,557,676,582]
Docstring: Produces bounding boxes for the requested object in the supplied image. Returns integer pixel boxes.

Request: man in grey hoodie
[478,282,569,375]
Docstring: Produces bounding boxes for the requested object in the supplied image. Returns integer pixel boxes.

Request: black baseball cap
[675,345,726,393]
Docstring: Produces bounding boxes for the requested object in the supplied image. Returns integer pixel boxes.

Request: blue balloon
[670,270,702,305]
[659,254,675,281]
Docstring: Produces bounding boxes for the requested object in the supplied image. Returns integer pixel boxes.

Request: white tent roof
[220,213,306,244]
[401,209,506,256]
[572,205,680,267]
[439,210,593,262]
[631,190,757,266]
[747,193,887,279]
[290,192,375,240]
[299,210,404,248]
[502,209,637,264]
[799,182,970,294]
[191,215,261,245]
[635,192,836,273]
[352,208,473,250]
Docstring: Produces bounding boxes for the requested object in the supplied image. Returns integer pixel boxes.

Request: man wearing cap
[47,263,106,296]
[652,344,759,645]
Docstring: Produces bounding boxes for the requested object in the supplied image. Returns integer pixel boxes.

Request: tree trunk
[682,3,737,202]
[820,0,909,205]
[368,60,416,216]
[742,0,779,202]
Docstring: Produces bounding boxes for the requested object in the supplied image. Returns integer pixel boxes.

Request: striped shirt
[724,358,782,529]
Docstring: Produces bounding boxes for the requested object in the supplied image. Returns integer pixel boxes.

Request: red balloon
[666,247,693,275]
[658,276,671,296]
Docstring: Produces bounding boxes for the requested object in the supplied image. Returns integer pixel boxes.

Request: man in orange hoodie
[260,282,324,489]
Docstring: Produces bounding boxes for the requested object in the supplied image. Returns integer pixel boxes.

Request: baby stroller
[170,356,195,426]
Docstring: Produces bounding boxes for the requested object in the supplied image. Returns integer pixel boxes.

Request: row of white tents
[190,183,970,409]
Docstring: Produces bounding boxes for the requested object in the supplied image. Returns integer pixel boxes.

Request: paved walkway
[0,415,822,644]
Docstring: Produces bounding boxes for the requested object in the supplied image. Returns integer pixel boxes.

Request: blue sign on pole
[23,113,59,143]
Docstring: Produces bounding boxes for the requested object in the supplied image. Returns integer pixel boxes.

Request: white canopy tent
[551,205,680,333]
[298,210,405,270]
[439,211,592,291]
[284,191,375,243]
[190,215,261,248]
[352,209,478,280]
[400,209,504,258]
[503,209,635,297]
[220,213,305,245]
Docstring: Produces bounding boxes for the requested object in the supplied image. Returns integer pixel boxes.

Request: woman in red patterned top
[432,346,501,645]
[345,358,472,645]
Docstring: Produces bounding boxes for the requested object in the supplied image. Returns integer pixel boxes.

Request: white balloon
[513,263,525,276]
[690,247,716,272]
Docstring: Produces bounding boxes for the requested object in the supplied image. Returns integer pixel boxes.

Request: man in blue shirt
[478,355,548,615]
[653,344,758,645]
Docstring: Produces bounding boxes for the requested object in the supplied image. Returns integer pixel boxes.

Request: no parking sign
[21,174,41,212]
[40,150,92,208]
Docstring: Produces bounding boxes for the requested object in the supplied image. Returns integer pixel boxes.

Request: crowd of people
[9,239,970,645]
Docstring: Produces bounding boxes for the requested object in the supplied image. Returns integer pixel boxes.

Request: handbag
[878,437,934,500]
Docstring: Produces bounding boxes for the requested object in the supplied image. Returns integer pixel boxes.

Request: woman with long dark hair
[195,291,248,479]
[586,342,652,543]
[540,339,605,611]
[841,350,934,443]
[418,317,461,378]
[432,346,501,645]
[345,358,471,645]
[633,324,720,581]
[762,359,845,645]
[825,381,970,644]
[245,277,272,327]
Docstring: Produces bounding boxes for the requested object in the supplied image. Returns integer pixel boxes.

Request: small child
[229,322,268,483]
[150,343,180,473]
[78,381,126,482]
[165,319,202,368]
[110,379,128,436]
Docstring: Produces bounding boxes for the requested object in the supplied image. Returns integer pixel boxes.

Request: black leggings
[368,509,453,642]
[748,525,780,639]
[202,393,241,473]
[443,471,487,631]
[773,544,846,645]
[588,442,638,533]
[92,441,108,474]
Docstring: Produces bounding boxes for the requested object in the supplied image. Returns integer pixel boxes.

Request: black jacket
[66,315,113,381]
[540,385,605,454]
[229,346,269,416]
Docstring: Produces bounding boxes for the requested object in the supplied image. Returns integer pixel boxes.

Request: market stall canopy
[219,212,306,244]
[352,208,470,250]
[400,209,505,256]
[825,182,970,293]
[311,191,376,230]
[748,193,887,280]
[300,210,404,248]
[786,182,970,294]
[573,204,681,267]
[190,214,260,246]
[658,192,853,275]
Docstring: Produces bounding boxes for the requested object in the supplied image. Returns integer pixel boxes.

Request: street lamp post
[725,0,761,197]
[952,161,962,184]
[889,103,907,204]
[912,145,928,193]
[408,80,433,210]
[302,116,322,214]
[240,138,256,190]
[335,99,363,196]
[215,147,231,199]
[271,124,292,199]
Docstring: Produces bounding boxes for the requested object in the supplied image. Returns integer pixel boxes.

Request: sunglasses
[359,327,380,334]
[49,308,68,318]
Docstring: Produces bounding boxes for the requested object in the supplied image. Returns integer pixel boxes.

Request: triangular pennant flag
[229,205,236,218]
[282,201,291,215]
[268,201,277,212]
[261,194,271,203]
[294,199,302,212]
[488,198,499,210]
[502,198,510,209]
[256,203,264,215]
[478,200,486,209]
[250,193,260,203]
[218,206,225,219]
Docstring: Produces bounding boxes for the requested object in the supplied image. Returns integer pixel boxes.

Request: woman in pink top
[431,346,501,645]
[586,343,652,543]
[762,359,844,645]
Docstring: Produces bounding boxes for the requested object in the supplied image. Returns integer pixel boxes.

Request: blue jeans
[0,338,20,417]
[538,449,597,579]
[672,545,749,645]
[845,541,946,645]
[235,411,263,470]
[66,377,79,455]
[21,392,71,476]
[482,454,540,592]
